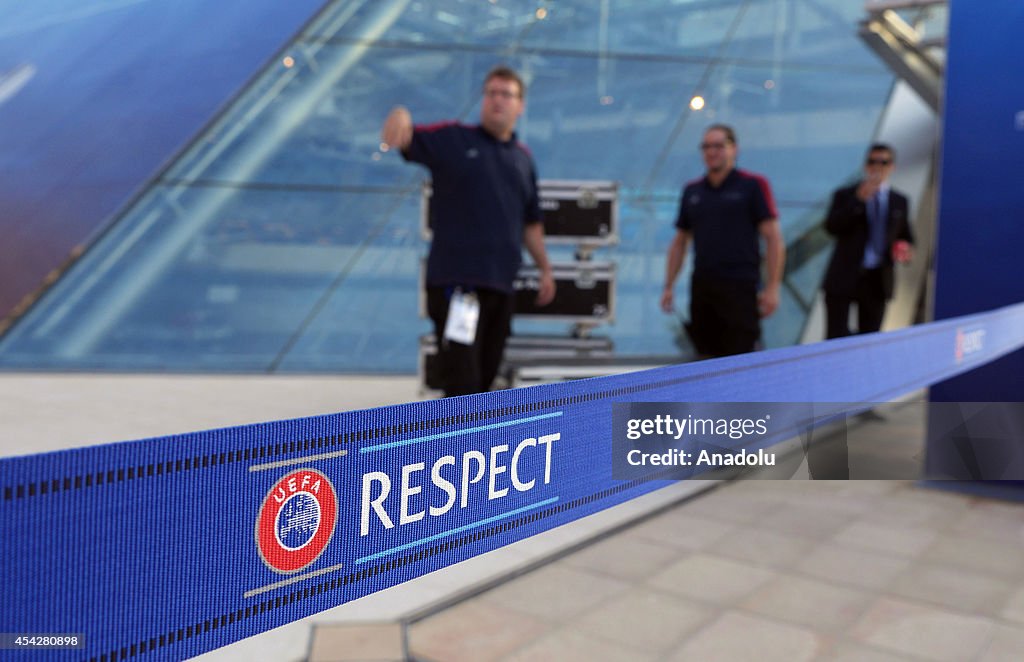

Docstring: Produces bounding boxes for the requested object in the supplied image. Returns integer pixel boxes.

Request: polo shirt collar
[704,167,738,189]
[476,124,517,145]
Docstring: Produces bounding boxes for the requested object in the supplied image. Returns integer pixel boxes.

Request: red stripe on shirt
[413,120,465,133]
[737,169,779,219]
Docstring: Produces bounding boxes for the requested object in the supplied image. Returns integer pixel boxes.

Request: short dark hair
[705,124,737,145]
[868,142,895,161]
[483,65,526,99]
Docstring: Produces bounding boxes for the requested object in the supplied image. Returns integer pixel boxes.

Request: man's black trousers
[686,275,760,358]
[426,286,515,398]
[825,267,886,339]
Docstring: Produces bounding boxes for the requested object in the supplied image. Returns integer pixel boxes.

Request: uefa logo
[255,468,338,574]
[954,326,986,364]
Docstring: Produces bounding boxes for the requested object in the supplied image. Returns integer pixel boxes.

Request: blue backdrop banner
[2,302,1024,661]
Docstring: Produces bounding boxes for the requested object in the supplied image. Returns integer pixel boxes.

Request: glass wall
[0,0,896,372]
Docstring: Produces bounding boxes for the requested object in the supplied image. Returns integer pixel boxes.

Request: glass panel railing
[0,0,899,372]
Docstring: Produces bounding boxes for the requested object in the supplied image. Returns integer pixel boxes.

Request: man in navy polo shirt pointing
[382,65,555,397]
[661,124,785,358]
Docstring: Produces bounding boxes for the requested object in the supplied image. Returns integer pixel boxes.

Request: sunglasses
[867,158,892,166]
[700,142,729,151]
[484,89,520,100]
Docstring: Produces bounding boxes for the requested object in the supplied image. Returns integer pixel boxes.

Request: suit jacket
[822,182,913,300]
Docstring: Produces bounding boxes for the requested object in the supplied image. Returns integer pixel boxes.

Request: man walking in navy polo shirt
[661,124,785,358]
[381,65,555,397]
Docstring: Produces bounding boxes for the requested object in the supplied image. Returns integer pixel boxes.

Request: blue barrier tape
[2,302,1023,661]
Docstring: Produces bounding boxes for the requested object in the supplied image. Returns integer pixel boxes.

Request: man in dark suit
[822,143,914,339]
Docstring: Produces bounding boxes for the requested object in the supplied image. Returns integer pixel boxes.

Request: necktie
[869,193,886,262]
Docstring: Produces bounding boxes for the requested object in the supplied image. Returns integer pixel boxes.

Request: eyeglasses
[700,142,728,151]
[867,158,892,166]
[484,89,520,100]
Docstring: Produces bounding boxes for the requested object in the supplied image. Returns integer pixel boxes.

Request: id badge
[443,290,480,345]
